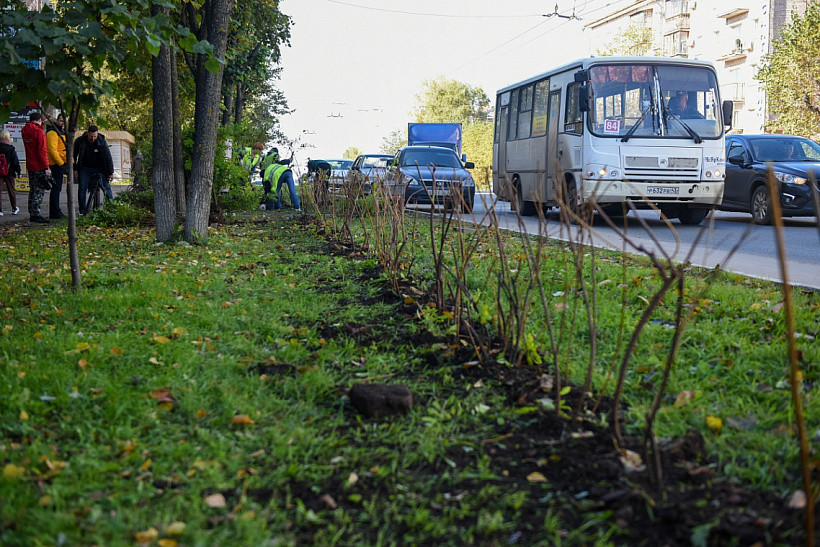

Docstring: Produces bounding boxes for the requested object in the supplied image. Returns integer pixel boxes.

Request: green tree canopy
[412,77,490,123]
[380,128,406,155]
[757,3,820,140]
[596,23,659,57]
[343,146,361,160]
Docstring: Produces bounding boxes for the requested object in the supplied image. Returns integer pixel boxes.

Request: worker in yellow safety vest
[239,142,264,181]
[261,148,300,211]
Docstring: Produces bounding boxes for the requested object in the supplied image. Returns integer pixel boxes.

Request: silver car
[346,154,394,194]
[324,159,353,193]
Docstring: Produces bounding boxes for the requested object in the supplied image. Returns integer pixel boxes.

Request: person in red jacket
[21,112,52,223]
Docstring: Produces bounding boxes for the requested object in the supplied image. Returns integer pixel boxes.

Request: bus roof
[496,56,718,95]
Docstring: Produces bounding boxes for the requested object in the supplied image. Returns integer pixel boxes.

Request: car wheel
[677,207,708,225]
[751,185,772,225]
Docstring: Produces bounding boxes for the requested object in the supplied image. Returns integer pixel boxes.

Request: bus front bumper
[582,179,723,206]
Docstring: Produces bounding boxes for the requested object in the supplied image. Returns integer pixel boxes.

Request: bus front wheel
[677,206,708,225]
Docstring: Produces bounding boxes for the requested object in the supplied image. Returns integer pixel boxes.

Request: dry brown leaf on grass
[149,387,176,403]
[619,450,645,472]
[205,493,227,508]
[674,390,700,408]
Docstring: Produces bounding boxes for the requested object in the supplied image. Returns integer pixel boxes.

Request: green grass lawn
[0,211,816,545]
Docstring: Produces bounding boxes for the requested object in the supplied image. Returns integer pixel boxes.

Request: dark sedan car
[722,135,820,224]
[385,146,475,212]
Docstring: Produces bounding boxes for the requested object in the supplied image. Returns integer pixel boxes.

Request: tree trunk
[65,98,81,291]
[234,83,244,124]
[152,12,176,242]
[171,47,186,216]
[185,0,233,243]
[222,84,233,126]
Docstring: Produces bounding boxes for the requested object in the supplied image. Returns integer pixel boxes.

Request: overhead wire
[323,0,543,18]
[448,0,643,74]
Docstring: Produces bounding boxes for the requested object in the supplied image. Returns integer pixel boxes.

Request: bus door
[496,104,509,197]
[546,90,562,195]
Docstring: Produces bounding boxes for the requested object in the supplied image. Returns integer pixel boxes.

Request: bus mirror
[574,69,588,83]
[722,100,734,130]
[579,83,590,112]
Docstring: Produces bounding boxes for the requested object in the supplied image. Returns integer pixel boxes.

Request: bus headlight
[585,164,620,179]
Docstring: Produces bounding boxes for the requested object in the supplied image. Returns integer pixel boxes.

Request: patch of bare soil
[292,226,813,545]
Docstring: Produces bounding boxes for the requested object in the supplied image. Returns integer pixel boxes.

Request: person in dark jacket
[0,129,22,216]
[73,125,114,214]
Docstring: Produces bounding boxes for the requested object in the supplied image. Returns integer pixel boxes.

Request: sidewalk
[0,184,130,225]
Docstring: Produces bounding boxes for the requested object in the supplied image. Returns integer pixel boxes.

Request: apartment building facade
[584,0,810,134]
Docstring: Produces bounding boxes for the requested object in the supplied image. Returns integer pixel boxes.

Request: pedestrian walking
[0,130,21,216]
[46,113,67,219]
[21,112,51,223]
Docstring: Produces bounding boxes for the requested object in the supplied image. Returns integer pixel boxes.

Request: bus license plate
[646,186,679,195]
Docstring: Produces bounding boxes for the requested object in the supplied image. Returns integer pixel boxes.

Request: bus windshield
[588,63,722,140]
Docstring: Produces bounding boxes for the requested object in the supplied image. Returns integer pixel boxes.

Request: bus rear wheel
[512,179,537,216]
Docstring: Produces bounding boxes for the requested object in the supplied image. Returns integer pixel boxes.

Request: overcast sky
[276,0,617,167]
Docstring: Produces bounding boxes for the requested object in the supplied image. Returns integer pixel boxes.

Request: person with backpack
[0,129,21,216]
[45,114,67,219]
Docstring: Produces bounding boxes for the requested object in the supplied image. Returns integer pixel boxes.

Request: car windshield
[361,156,391,168]
[400,150,460,168]
[326,160,353,170]
[748,137,820,162]
[589,63,722,140]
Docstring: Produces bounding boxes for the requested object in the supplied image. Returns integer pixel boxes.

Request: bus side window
[508,89,519,141]
[517,85,533,139]
[532,80,550,137]
[564,82,583,134]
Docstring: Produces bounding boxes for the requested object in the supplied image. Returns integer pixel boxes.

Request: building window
[664,31,689,56]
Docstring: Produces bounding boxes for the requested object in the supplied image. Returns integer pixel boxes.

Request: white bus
[492,57,733,224]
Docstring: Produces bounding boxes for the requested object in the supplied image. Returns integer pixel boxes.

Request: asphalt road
[0,185,129,226]
[5,186,815,290]
[467,191,820,290]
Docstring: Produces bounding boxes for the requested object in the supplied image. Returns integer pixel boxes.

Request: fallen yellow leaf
[706,415,723,434]
[196,409,207,418]
[231,414,254,425]
[153,335,171,344]
[164,521,186,535]
[2,463,26,479]
[134,527,158,543]
[38,495,52,506]
[139,459,152,471]
[158,539,179,547]
[526,471,548,483]
[20,410,29,421]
